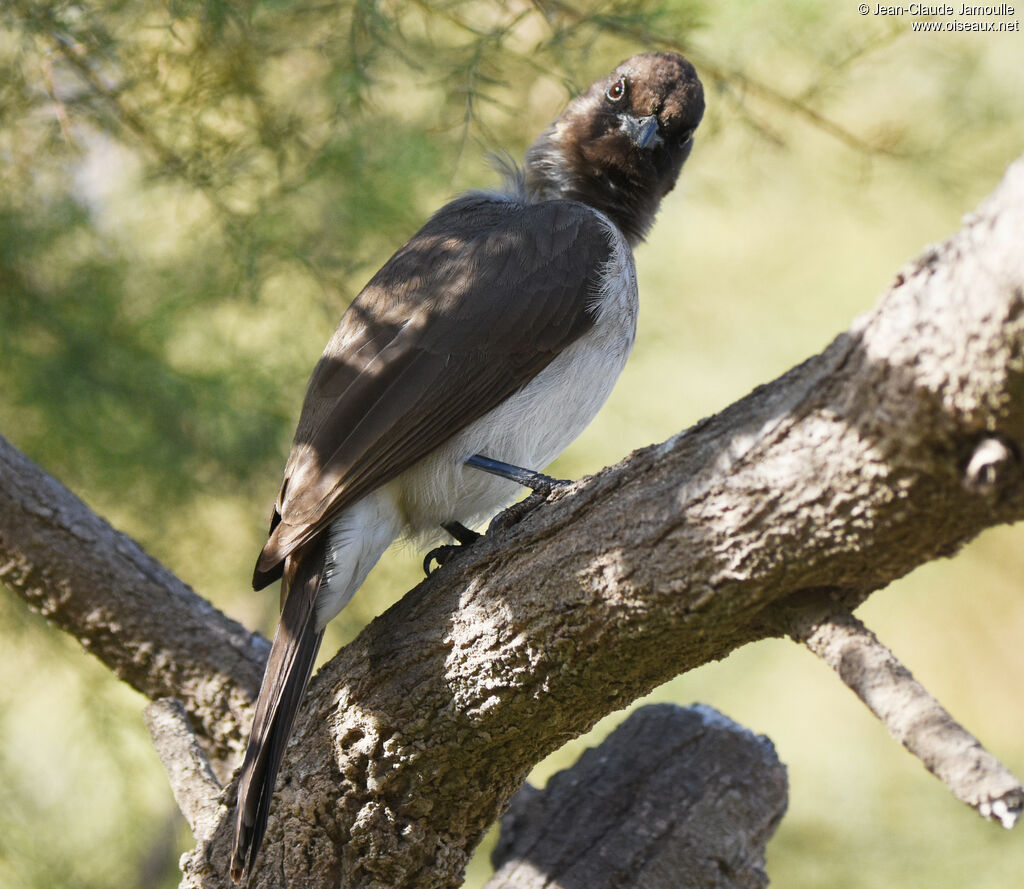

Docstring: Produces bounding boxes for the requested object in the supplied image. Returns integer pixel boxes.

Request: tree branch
[788,601,1023,828]
[3,154,1024,888]
[185,155,1024,887]
[485,704,788,889]
[145,698,226,840]
[0,435,266,773]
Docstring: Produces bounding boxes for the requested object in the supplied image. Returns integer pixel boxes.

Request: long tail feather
[231,543,326,882]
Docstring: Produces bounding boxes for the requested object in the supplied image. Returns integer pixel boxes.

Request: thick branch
[183,157,1024,887]
[4,155,1024,888]
[485,704,788,889]
[0,435,266,771]
[789,603,1023,828]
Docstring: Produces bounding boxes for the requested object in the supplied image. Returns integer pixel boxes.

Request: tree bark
[485,703,788,889]
[0,435,265,775]
[790,603,1022,826]
[3,155,1024,888]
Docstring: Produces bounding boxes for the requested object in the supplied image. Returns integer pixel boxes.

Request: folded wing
[254,196,614,588]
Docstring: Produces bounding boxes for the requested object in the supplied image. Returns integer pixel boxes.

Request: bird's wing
[254,195,616,587]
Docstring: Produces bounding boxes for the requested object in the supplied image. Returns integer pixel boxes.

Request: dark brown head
[524,52,705,245]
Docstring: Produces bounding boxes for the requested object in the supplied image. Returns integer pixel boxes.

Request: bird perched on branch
[230,51,704,881]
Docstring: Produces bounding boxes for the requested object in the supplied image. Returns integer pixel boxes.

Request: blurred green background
[2,1,1023,886]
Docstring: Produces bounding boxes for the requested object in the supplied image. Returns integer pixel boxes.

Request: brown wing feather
[254,196,613,587]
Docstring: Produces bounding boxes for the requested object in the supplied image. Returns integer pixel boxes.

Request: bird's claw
[523,473,571,498]
[423,476,570,574]
[423,521,482,576]
[487,476,571,535]
[423,544,461,576]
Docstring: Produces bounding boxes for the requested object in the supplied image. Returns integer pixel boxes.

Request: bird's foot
[424,458,573,574]
[423,521,481,576]
[487,481,571,535]
[464,454,573,535]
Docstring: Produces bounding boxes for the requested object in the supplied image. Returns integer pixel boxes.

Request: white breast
[395,213,638,539]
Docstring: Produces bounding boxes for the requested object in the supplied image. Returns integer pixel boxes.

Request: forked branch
[2,157,1024,888]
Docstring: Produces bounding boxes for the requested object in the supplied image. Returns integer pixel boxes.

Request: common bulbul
[231,51,705,880]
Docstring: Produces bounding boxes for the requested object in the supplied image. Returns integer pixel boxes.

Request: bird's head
[524,52,705,245]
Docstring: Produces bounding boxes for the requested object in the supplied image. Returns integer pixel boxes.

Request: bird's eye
[678,127,695,145]
[606,77,626,103]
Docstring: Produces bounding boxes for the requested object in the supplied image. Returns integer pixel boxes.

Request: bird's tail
[230,542,326,883]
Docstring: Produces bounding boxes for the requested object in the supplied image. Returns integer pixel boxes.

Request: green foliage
[1,0,1023,887]
[0,0,707,517]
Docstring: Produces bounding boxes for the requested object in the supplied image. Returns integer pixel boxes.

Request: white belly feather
[317,214,637,628]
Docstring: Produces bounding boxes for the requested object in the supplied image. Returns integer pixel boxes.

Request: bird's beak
[621,114,662,150]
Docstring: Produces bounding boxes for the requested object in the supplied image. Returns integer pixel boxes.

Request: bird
[230,50,705,881]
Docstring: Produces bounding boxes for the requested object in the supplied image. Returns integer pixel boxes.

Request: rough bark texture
[2,156,1024,889]
[0,436,266,774]
[791,604,1022,827]
[145,698,227,839]
[182,156,1023,887]
[485,703,788,889]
